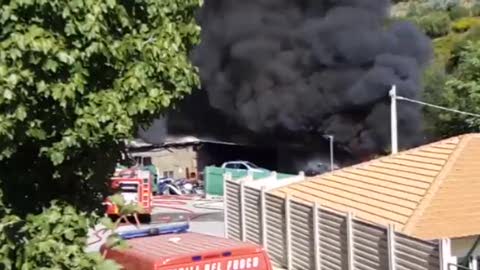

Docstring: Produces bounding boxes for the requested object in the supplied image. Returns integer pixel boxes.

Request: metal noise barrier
[225,179,443,270]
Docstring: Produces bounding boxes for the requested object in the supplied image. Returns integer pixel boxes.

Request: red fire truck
[104,167,153,223]
[101,222,273,270]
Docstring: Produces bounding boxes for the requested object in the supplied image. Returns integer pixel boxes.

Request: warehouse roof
[128,135,240,149]
[271,133,480,240]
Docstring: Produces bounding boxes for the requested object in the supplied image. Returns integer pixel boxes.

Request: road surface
[86,195,225,252]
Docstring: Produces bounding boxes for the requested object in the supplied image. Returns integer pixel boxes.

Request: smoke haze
[192,0,432,156]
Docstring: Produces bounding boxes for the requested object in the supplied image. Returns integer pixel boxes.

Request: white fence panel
[290,200,315,270]
[225,180,241,239]
[318,208,349,270]
[353,220,389,270]
[244,186,261,244]
[265,193,287,267]
[223,179,443,270]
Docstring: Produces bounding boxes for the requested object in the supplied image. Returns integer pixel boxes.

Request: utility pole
[389,85,398,154]
[323,135,334,172]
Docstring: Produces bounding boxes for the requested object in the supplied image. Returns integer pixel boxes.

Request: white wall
[451,235,480,269]
[132,147,197,179]
[452,236,480,257]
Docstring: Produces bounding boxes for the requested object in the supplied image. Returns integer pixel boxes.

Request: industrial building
[128,136,277,180]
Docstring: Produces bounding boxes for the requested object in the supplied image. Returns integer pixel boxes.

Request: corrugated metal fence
[224,179,443,270]
[205,166,295,197]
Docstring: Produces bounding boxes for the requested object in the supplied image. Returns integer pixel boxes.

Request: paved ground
[86,195,225,252]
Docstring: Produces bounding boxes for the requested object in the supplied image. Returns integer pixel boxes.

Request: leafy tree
[472,3,480,16]
[1,201,121,270]
[0,0,200,214]
[425,0,460,10]
[447,25,480,70]
[427,41,480,137]
[421,62,449,137]
[412,11,451,38]
[0,0,200,268]
[448,5,470,20]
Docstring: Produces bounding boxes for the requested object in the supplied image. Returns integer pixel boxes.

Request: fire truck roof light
[192,256,202,261]
[118,222,189,240]
[222,252,232,257]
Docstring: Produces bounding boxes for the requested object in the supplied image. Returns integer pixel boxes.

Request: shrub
[422,63,449,136]
[426,0,460,10]
[406,2,433,17]
[465,24,480,40]
[447,25,480,71]
[433,33,463,66]
[448,6,470,20]
[416,11,452,38]
[471,3,480,16]
[0,202,121,270]
[451,17,480,33]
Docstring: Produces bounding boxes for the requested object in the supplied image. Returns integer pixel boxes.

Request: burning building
[129,135,278,179]
[190,0,432,157]
[140,0,433,174]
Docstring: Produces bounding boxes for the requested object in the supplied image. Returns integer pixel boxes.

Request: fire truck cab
[101,223,273,270]
[105,167,153,223]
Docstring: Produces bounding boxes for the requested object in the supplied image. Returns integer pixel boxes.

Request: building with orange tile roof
[270,133,480,267]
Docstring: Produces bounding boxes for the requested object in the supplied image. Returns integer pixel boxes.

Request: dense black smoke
[192,0,432,156]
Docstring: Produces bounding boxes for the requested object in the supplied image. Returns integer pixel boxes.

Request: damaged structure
[192,0,432,157]
[128,136,278,179]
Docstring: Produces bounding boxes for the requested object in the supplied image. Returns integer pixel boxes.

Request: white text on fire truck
[168,256,260,270]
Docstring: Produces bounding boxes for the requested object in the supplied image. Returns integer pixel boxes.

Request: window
[225,163,236,169]
[245,162,259,168]
[119,183,138,193]
[237,164,248,170]
[143,157,152,166]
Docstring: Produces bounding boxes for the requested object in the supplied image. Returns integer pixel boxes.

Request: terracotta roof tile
[271,133,480,240]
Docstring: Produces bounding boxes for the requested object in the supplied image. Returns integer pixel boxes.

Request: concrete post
[286,195,292,270]
[440,238,453,270]
[313,202,321,270]
[261,187,268,248]
[223,172,232,238]
[346,212,355,270]
[388,224,396,270]
[240,182,246,242]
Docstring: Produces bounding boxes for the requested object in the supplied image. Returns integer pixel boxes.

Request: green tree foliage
[427,41,480,137]
[448,5,470,20]
[413,11,451,38]
[421,63,450,136]
[425,0,460,10]
[0,0,200,215]
[399,0,480,138]
[0,0,200,268]
[472,3,480,16]
[1,201,121,270]
[451,17,480,33]
[448,25,480,69]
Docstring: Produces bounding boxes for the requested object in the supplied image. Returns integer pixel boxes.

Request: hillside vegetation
[393,0,480,138]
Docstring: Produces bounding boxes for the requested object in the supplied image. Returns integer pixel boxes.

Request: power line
[396,95,480,118]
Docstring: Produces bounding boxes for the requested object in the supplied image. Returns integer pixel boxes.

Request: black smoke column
[192,0,432,156]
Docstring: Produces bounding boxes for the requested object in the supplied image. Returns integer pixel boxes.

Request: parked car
[221,161,269,173]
